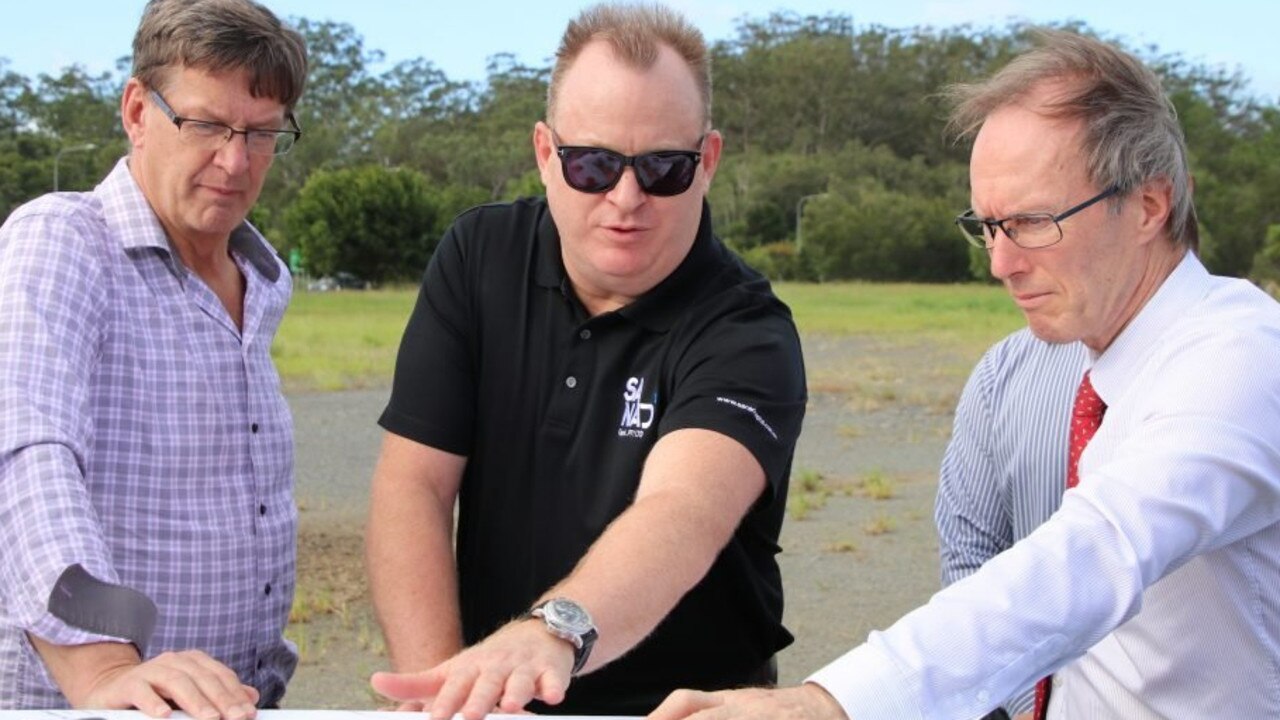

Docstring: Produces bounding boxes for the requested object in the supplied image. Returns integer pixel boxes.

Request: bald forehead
[969,97,1091,214]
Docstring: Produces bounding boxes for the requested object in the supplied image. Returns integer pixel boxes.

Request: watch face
[546,598,594,634]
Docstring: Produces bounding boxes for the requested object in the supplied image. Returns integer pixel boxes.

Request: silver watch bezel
[532,597,595,647]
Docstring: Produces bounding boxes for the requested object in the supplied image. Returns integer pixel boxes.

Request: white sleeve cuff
[806,642,924,720]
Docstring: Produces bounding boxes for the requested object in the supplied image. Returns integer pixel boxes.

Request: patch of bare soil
[282,333,980,707]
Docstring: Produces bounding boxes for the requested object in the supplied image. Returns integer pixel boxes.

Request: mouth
[601,224,648,239]
[1010,289,1051,310]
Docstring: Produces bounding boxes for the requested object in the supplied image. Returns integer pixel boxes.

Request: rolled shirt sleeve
[0,205,131,648]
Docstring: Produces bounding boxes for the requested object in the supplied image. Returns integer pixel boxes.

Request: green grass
[272,288,417,392]
[786,467,831,521]
[774,281,1024,350]
[272,282,1026,392]
[858,470,897,501]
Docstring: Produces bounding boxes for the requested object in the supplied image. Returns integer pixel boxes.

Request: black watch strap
[571,627,597,675]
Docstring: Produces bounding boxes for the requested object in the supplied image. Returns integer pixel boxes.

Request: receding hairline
[548,39,706,126]
[945,28,1199,249]
[546,2,712,128]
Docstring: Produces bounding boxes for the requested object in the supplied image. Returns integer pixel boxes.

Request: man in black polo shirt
[366,4,806,718]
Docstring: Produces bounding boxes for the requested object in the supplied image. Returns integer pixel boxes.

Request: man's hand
[648,684,850,720]
[30,637,258,720]
[371,617,574,720]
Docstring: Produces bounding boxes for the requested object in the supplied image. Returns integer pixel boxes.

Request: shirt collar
[1090,251,1210,404]
[534,199,720,332]
[96,157,282,284]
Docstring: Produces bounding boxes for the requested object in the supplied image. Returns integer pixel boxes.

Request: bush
[282,165,440,283]
[802,182,971,282]
[740,241,817,281]
[1249,224,1280,295]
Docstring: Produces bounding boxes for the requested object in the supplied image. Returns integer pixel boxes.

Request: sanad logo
[618,376,656,438]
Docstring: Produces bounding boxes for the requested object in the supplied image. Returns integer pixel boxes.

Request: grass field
[273,282,1027,393]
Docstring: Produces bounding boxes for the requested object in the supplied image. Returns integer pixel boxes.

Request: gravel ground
[281,333,977,708]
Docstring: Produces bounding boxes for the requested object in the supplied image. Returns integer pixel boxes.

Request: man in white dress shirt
[649,28,1280,720]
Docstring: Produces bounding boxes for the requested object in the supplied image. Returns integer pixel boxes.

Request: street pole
[54,143,97,192]
[795,193,825,254]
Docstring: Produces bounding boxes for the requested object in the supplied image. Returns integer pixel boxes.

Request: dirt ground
[280,333,978,709]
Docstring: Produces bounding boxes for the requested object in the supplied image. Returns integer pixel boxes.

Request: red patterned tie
[1034,371,1106,720]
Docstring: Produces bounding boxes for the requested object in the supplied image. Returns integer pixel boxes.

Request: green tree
[803,179,969,282]
[1249,224,1280,293]
[416,54,546,198]
[282,165,440,282]
[256,19,390,238]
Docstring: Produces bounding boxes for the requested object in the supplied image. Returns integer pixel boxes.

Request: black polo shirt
[380,197,806,715]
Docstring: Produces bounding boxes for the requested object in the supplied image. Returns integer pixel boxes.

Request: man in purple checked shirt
[0,1,307,717]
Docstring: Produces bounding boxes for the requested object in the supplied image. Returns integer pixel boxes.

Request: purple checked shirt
[0,158,297,707]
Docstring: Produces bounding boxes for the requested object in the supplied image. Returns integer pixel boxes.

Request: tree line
[3,13,1279,285]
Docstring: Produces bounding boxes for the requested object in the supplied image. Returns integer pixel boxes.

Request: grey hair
[946,29,1197,249]
[132,0,308,110]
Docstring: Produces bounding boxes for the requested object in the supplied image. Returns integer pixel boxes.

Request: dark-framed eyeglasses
[955,185,1121,250]
[551,129,704,197]
[149,90,302,157]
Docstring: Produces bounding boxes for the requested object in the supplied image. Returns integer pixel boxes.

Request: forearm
[545,498,717,669]
[545,428,764,671]
[30,634,259,718]
[366,439,465,672]
[28,635,141,706]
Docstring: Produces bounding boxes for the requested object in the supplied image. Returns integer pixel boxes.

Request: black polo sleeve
[378,218,477,455]
[657,289,807,497]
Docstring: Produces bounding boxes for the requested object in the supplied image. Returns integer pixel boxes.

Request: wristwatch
[525,597,598,675]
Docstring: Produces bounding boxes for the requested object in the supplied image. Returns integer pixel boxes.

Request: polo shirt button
[259,504,267,516]
[251,422,260,433]
[257,659,264,670]
[565,376,578,389]
[264,583,272,596]
[579,329,592,340]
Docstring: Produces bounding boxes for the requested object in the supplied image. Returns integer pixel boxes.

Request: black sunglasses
[551,130,704,196]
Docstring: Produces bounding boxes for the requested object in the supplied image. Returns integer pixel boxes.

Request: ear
[533,121,555,188]
[121,78,149,150]
[1134,176,1173,245]
[696,129,723,194]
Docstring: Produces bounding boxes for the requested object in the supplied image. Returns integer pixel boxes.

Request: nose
[213,133,253,175]
[987,229,1029,281]
[605,166,647,211]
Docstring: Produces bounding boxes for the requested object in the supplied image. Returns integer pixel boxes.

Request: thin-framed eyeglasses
[149,90,302,157]
[955,185,1121,249]
[550,129,704,197]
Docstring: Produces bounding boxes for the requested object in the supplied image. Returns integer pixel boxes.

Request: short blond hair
[947,30,1197,249]
[547,2,711,128]
[132,0,308,110]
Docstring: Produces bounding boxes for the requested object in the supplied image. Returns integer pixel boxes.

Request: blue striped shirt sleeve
[934,329,1086,716]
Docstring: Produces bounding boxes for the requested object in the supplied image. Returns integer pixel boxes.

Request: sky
[2,1,1277,103]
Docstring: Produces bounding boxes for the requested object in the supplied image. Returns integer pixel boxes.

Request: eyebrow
[176,101,288,129]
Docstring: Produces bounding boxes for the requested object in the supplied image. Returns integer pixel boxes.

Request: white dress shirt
[809,253,1280,719]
